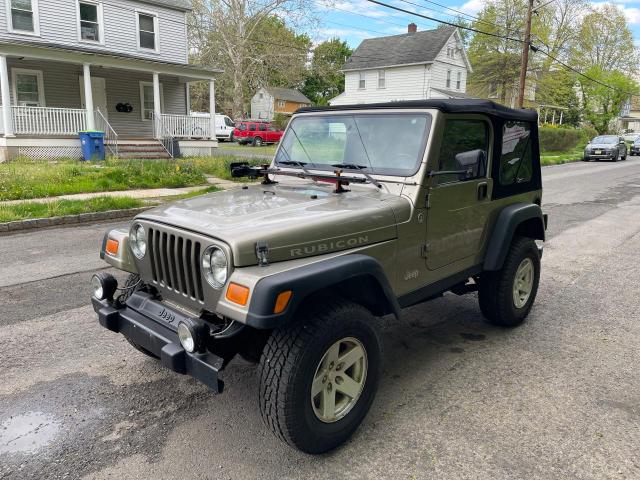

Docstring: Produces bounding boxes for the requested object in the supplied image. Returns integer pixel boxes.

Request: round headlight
[129,224,147,259]
[202,246,228,288]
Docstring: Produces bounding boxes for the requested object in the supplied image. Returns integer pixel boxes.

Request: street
[1,158,639,479]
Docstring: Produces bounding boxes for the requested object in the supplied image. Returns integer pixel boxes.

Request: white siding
[0,0,188,64]
[331,65,432,105]
[251,88,274,120]
[2,58,186,136]
[431,32,468,94]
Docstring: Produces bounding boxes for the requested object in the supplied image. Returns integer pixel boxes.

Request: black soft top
[296,99,537,122]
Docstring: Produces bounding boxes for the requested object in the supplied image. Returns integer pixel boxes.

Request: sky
[314,0,640,48]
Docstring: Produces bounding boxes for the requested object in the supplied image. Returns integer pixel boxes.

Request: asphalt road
[1,158,640,479]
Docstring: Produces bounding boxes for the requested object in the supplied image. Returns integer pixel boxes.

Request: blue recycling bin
[79,131,105,161]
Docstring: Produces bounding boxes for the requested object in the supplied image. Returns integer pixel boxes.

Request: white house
[330,24,472,106]
[251,87,312,121]
[0,0,221,161]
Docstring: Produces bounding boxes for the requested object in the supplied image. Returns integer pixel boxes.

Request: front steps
[116,140,172,159]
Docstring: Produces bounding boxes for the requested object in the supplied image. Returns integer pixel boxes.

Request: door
[425,117,493,271]
[79,77,108,118]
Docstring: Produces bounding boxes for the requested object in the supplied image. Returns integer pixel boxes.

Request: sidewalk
[1,175,241,206]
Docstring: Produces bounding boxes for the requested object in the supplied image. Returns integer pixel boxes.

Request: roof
[264,87,312,104]
[139,0,193,11]
[296,99,538,122]
[431,87,473,99]
[343,26,457,71]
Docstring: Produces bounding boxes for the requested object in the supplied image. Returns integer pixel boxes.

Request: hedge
[538,126,595,153]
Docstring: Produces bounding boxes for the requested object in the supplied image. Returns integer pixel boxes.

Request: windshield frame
[274,111,433,177]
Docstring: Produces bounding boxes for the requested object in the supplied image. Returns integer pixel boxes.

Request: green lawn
[218,144,277,155]
[540,147,583,166]
[0,196,145,223]
[0,157,206,201]
[179,156,264,181]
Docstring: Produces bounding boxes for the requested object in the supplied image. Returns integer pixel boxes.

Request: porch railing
[95,108,118,157]
[11,106,87,136]
[155,113,212,139]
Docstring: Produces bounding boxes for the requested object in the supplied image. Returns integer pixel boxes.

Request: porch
[0,43,221,161]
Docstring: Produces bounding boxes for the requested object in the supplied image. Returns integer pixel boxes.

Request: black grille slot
[147,227,204,302]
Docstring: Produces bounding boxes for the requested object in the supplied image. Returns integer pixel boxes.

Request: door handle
[477,182,488,200]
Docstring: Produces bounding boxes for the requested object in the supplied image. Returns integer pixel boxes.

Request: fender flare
[244,254,401,329]
[483,203,546,271]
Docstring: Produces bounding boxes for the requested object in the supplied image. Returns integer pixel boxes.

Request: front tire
[479,237,540,327]
[259,298,381,453]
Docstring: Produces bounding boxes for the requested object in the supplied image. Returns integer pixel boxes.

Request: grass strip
[0,196,145,223]
[540,147,583,166]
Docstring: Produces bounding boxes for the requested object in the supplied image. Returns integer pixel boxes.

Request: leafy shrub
[539,126,589,153]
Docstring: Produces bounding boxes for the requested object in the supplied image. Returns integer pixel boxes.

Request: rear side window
[500,122,532,185]
[259,124,267,131]
[437,119,489,184]
[249,124,257,131]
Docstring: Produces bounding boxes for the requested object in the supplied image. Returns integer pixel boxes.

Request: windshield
[591,136,617,144]
[275,113,432,176]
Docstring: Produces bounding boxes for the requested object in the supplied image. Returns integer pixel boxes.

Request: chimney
[408,23,417,34]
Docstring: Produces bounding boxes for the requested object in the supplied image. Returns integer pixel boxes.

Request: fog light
[91,272,118,301]
[177,321,196,353]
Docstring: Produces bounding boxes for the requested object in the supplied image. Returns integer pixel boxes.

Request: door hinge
[421,243,430,258]
[425,192,431,209]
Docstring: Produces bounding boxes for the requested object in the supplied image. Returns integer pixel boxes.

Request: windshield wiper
[278,160,311,174]
[331,163,381,189]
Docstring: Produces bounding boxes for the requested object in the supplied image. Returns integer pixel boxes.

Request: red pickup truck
[233,121,284,146]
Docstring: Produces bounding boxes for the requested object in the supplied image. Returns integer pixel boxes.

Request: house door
[79,77,108,119]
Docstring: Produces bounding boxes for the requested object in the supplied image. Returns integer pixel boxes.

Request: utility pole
[517,0,534,109]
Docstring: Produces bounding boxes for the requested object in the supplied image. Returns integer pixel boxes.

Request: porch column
[209,79,216,141]
[0,55,14,137]
[153,73,162,139]
[83,63,96,130]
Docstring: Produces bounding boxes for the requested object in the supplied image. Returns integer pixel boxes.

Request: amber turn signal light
[273,290,292,314]
[226,283,250,306]
[106,238,119,256]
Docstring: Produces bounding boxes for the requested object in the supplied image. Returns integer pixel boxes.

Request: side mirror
[455,149,485,180]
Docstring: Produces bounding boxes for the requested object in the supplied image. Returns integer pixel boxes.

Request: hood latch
[255,241,270,267]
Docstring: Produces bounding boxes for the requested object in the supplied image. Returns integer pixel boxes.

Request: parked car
[189,113,236,141]
[233,121,284,146]
[583,135,627,161]
[622,132,639,143]
[91,99,547,454]
[631,137,640,156]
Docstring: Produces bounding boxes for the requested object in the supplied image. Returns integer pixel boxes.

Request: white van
[190,112,236,142]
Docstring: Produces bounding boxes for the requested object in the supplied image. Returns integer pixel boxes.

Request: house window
[359,72,366,89]
[78,1,103,43]
[137,12,158,51]
[456,72,461,90]
[446,70,451,88]
[12,68,45,106]
[139,81,164,120]
[7,0,39,35]
[378,70,385,89]
[277,100,286,108]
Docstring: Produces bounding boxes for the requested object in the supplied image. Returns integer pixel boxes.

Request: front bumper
[92,294,225,393]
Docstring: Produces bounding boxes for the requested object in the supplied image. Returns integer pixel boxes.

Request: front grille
[147,227,205,303]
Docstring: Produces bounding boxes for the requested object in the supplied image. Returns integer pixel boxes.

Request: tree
[188,0,316,118]
[301,38,352,105]
[578,67,639,133]
[571,4,638,74]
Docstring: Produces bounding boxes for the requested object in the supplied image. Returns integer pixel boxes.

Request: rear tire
[259,298,381,453]
[479,237,540,327]
[253,136,263,147]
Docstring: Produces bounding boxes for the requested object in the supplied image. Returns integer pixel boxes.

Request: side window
[437,119,489,184]
[500,121,532,185]
[249,124,257,131]
[259,124,267,131]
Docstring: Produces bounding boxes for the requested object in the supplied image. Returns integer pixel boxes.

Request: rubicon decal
[290,236,369,257]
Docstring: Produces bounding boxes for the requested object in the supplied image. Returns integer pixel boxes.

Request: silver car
[584,135,627,161]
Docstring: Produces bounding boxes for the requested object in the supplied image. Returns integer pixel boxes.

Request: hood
[137,183,408,266]
[588,143,618,149]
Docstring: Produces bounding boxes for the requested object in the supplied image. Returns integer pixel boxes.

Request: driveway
[1,158,639,479]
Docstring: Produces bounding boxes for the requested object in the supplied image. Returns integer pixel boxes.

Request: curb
[0,206,152,235]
